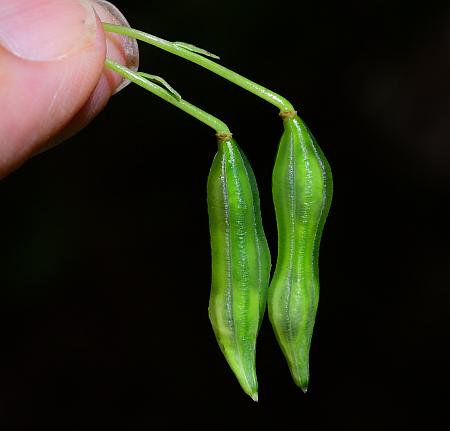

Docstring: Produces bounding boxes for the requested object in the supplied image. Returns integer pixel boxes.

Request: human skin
[0,0,133,179]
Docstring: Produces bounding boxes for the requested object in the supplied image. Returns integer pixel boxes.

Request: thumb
[0,0,134,179]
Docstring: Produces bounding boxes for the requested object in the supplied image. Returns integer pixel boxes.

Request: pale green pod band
[236,147,271,329]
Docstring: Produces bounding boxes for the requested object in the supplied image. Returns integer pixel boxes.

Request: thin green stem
[103,23,294,113]
[105,58,230,134]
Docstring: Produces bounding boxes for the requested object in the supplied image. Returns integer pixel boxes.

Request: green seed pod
[269,113,333,392]
[207,137,271,401]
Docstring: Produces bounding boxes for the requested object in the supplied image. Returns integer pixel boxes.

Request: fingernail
[91,0,139,93]
[0,0,96,61]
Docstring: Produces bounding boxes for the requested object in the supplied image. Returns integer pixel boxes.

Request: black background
[1,0,450,429]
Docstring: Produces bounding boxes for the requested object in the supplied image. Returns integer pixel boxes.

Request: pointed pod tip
[251,393,259,402]
[291,368,309,394]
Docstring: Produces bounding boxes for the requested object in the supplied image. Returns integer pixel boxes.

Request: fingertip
[0,13,106,177]
[0,1,138,178]
[31,5,138,157]
[91,0,139,94]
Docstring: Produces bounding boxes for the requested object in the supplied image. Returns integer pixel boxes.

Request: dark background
[1,0,449,428]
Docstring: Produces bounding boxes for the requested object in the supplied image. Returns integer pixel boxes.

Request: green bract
[207,138,271,400]
[269,114,333,392]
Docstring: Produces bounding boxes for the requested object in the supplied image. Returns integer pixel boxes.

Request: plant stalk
[103,23,294,113]
[105,58,230,135]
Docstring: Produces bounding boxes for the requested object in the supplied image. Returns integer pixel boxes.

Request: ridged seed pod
[207,137,271,401]
[269,114,333,392]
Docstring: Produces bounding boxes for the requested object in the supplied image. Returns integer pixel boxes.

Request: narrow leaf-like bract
[136,72,182,101]
[174,41,221,59]
[269,115,333,392]
[207,139,271,400]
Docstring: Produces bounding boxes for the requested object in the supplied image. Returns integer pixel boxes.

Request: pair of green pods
[207,115,333,398]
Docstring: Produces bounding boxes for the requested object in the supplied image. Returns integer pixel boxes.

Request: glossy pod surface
[207,139,271,400]
[269,115,333,391]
